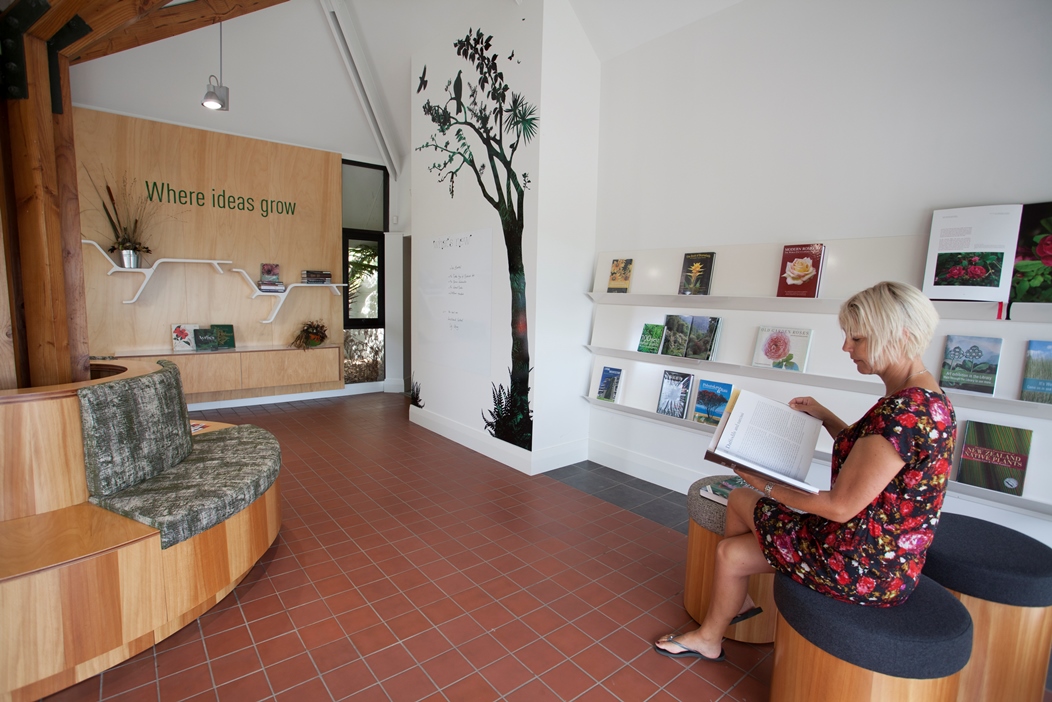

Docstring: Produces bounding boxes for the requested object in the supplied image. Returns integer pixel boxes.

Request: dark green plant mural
[418,29,538,451]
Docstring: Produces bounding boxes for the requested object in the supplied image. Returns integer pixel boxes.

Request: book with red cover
[776,243,826,298]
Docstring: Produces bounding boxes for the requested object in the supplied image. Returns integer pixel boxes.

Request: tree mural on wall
[418,29,538,451]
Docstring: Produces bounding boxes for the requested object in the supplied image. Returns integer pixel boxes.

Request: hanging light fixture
[202,22,229,111]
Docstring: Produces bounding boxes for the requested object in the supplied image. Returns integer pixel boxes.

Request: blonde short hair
[838,281,939,369]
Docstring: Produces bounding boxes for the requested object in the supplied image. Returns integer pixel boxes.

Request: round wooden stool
[770,574,972,702]
[922,513,1052,702]
[684,476,776,643]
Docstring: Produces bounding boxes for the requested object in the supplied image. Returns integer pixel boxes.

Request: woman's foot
[653,631,724,661]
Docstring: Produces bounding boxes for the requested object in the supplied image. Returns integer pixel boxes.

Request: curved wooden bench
[0,362,281,701]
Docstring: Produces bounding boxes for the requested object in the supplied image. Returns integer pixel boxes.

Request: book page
[921,204,1022,302]
[715,390,822,481]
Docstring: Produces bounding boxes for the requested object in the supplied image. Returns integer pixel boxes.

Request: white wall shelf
[588,292,1006,321]
[82,239,231,304]
[232,268,346,324]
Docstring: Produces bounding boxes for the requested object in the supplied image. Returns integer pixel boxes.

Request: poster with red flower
[921,204,1022,303]
[751,326,813,372]
[172,323,199,352]
[1010,201,1052,304]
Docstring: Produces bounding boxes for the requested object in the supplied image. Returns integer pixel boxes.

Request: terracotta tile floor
[44,392,775,702]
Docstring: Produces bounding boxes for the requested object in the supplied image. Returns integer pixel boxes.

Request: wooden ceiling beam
[68,0,291,64]
[26,0,95,42]
[59,0,183,60]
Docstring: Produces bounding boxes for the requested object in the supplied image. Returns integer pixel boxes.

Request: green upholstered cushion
[78,360,193,497]
[90,425,281,549]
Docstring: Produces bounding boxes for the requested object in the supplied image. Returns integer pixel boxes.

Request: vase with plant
[291,320,328,350]
[86,171,156,269]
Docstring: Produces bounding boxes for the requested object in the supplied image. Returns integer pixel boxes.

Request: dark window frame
[343,229,385,330]
[341,158,389,232]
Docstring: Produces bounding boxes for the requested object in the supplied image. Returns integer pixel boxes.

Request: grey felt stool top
[687,476,734,534]
[923,513,1052,607]
[773,573,973,679]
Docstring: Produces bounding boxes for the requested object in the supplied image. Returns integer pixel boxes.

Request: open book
[704,389,823,494]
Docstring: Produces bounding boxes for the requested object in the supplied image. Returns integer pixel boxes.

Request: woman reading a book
[655,281,955,661]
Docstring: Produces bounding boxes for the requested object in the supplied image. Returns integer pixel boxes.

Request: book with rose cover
[677,252,715,295]
[954,420,1032,497]
[922,204,1022,303]
[751,326,812,372]
[704,388,822,494]
[776,243,825,298]
[1011,201,1052,305]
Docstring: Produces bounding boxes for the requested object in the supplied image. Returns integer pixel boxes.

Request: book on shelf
[301,270,333,284]
[776,243,825,298]
[260,263,281,283]
[257,281,287,292]
[694,379,733,426]
[637,324,665,354]
[704,389,823,494]
[698,476,752,506]
[190,422,211,434]
[172,323,198,352]
[922,204,1022,303]
[678,252,715,295]
[1010,201,1052,305]
[954,420,1032,497]
[211,324,236,350]
[656,370,694,419]
[193,327,218,351]
[596,367,622,402]
[751,326,812,372]
[607,258,633,293]
[1021,340,1052,404]
[939,334,1001,395]
[659,315,692,357]
[684,316,722,361]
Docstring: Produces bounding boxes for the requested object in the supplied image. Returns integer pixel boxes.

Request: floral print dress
[754,388,956,606]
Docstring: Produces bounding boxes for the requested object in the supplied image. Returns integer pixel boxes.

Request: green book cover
[211,324,236,349]
[637,324,664,354]
[678,252,715,295]
[659,315,691,357]
[940,334,1000,395]
[684,316,721,361]
[955,420,1032,496]
[193,328,218,351]
[1021,339,1052,404]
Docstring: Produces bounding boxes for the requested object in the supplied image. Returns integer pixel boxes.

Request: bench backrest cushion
[78,360,193,497]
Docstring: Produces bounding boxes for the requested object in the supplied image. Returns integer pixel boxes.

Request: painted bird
[453,70,464,116]
[417,65,427,93]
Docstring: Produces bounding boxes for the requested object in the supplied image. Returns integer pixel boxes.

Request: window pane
[347,238,379,320]
[342,163,385,231]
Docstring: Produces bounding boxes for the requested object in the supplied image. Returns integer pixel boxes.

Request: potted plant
[291,320,328,350]
[86,171,155,268]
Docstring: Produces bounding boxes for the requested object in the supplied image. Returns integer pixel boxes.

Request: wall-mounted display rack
[232,269,346,324]
[82,240,231,304]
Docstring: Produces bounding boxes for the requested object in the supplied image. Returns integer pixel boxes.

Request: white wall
[594,0,1052,252]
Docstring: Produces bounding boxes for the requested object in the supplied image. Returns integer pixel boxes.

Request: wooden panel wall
[73,109,342,358]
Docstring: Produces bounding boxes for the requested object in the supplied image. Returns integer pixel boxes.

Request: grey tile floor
[546,460,690,534]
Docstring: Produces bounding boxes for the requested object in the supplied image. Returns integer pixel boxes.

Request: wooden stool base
[684,517,776,643]
[950,591,1052,702]
[771,613,961,702]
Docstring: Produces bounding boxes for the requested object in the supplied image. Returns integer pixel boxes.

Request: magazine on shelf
[637,324,664,354]
[172,323,199,352]
[596,367,622,402]
[1021,340,1052,404]
[922,204,1023,303]
[659,315,692,357]
[656,370,694,419]
[704,388,822,494]
[193,327,218,351]
[684,316,722,361]
[954,420,1033,497]
[698,476,752,506]
[211,324,236,350]
[751,326,812,372]
[260,263,281,283]
[939,334,1001,395]
[678,252,715,295]
[776,243,825,298]
[607,258,633,293]
[693,379,733,426]
[1011,201,1052,305]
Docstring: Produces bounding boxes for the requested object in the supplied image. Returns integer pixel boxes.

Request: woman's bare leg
[656,488,773,657]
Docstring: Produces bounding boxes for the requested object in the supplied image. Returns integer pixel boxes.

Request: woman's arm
[734,435,906,522]
[788,396,848,438]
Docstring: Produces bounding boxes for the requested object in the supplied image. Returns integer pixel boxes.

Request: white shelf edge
[1009,302,1052,324]
[587,292,1007,321]
[232,268,346,323]
[82,239,231,303]
[943,391,1052,421]
[948,481,1052,520]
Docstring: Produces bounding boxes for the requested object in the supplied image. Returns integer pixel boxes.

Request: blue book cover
[940,334,1001,395]
[597,367,622,402]
[1021,340,1052,404]
[693,379,733,426]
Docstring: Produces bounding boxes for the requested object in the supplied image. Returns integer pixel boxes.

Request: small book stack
[302,269,332,284]
[698,476,752,506]
[258,263,285,292]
